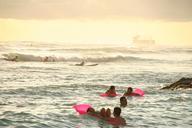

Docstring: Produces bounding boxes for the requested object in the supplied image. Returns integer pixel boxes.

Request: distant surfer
[43,56,49,62]
[11,56,18,61]
[75,60,85,66]
[4,56,18,62]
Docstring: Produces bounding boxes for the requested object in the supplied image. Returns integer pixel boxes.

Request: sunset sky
[0,0,192,47]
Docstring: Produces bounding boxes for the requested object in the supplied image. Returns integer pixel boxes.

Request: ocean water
[0,42,192,128]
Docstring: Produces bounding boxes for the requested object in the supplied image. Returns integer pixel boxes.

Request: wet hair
[100,108,106,117]
[127,87,133,93]
[105,108,111,118]
[113,107,121,117]
[87,107,95,113]
[120,96,127,107]
[110,86,115,90]
[120,96,127,102]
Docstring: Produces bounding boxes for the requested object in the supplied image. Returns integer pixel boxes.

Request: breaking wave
[1,52,160,63]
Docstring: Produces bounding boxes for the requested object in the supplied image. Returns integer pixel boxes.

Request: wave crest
[2,52,157,63]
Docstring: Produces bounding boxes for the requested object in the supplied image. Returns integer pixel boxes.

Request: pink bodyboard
[73,104,92,115]
[133,88,145,96]
[100,93,120,97]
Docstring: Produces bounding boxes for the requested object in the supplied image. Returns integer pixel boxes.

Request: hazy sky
[0,0,192,46]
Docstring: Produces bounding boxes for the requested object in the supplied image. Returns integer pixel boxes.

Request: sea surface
[0,42,192,128]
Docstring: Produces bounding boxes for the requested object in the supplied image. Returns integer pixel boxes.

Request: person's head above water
[120,96,127,107]
[43,56,49,62]
[113,107,122,117]
[110,86,115,90]
[105,108,111,118]
[100,108,106,117]
[110,107,126,126]
[106,86,116,95]
[79,60,85,66]
[87,107,95,113]
[127,87,133,94]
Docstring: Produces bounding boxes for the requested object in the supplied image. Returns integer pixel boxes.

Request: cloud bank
[0,0,192,21]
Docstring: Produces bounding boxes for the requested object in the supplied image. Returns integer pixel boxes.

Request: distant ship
[132,35,156,48]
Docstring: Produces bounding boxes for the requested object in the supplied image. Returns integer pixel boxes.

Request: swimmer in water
[99,108,106,118]
[123,87,140,96]
[105,108,111,118]
[87,107,99,117]
[107,107,126,126]
[10,56,18,61]
[86,107,105,118]
[87,107,125,126]
[123,87,133,96]
[105,86,117,97]
[43,56,49,62]
[75,60,85,66]
[120,96,127,107]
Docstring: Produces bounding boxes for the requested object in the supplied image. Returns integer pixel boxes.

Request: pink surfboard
[73,104,92,115]
[133,88,145,96]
